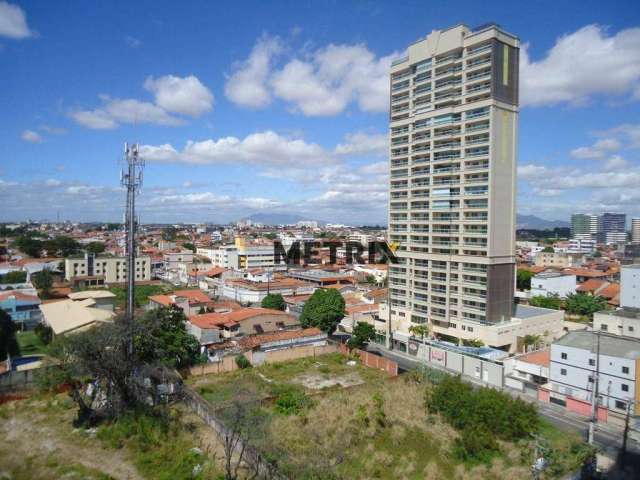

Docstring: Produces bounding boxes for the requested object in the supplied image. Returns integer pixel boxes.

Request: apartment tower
[632,218,640,244]
[387,23,519,345]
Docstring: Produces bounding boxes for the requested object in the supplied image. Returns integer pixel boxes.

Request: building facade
[65,253,151,285]
[621,264,640,309]
[632,218,640,244]
[530,272,577,299]
[571,214,600,238]
[387,23,520,344]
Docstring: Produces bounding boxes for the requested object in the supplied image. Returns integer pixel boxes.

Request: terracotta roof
[563,268,610,278]
[195,267,226,278]
[576,279,607,293]
[239,327,324,349]
[173,289,211,303]
[517,349,550,368]
[366,288,388,299]
[282,294,312,304]
[149,294,173,307]
[598,283,620,300]
[211,300,242,312]
[0,291,40,303]
[188,307,291,329]
[346,304,378,315]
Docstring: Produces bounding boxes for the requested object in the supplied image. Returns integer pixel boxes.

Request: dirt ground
[292,371,364,389]
[0,398,142,480]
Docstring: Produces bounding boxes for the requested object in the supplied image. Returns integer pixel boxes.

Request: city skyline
[2,0,640,224]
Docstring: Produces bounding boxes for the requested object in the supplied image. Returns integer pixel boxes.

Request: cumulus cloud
[21,129,43,143]
[140,130,333,167]
[570,138,621,159]
[225,35,283,108]
[225,34,397,116]
[144,75,214,116]
[0,1,33,39]
[71,75,212,129]
[521,25,640,107]
[335,131,388,156]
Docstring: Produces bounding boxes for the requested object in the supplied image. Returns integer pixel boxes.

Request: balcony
[465,162,489,171]
[433,152,461,161]
[412,145,431,153]
[466,147,489,157]
[466,108,489,119]
[392,80,410,92]
[414,72,432,84]
[433,142,461,150]
[390,171,408,179]
[466,122,490,132]
[433,167,460,174]
[466,44,492,56]
[466,56,491,69]
[466,82,491,95]
[391,56,409,67]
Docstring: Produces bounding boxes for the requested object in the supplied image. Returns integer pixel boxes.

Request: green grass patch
[16,330,47,355]
[107,284,171,307]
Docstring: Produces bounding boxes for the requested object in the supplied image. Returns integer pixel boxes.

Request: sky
[1,0,640,225]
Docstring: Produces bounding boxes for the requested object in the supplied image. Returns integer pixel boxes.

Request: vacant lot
[0,394,223,480]
[16,330,47,355]
[191,353,590,479]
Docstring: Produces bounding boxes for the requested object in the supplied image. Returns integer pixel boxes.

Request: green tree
[85,241,106,254]
[135,306,200,369]
[32,269,54,298]
[35,322,53,345]
[0,270,27,284]
[299,288,346,334]
[162,226,177,241]
[408,324,430,341]
[182,242,196,252]
[564,293,607,318]
[347,321,376,350]
[261,293,286,311]
[529,294,561,310]
[43,236,81,257]
[0,310,21,360]
[13,236,43,257]
[522,334,543,352]
[463,338,485,347]
[542,246,555,253]
[516,269,534,290]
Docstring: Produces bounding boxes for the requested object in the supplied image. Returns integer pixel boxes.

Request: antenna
[121,142,145,357]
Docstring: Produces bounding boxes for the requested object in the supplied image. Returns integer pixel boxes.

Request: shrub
[236,354,251,369]
[272,384,312,415]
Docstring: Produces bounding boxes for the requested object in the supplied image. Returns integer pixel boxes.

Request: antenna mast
[121,142,144,355]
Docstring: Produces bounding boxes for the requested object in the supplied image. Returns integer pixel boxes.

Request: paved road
[366,343,640,457]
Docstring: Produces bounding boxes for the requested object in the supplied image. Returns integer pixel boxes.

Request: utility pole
[588,330,601,445]
[121,143,144,356]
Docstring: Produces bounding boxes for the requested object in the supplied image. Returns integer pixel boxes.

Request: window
[468,326,474,332]
[588,359,595,366]
[622,366,630,374]
[629,326,635,332]
[588,376,594,383]
[560,368,567,376]
[561,352,567,360]
[600,324,608,331]
[615,400,627,410]
[622,384,629,392]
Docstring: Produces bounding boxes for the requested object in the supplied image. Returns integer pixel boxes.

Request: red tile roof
[517,349,550,367]
[0,291,40,303]
[346,304,378,315]
[239,327,324,349]
[188,307,291,329]
[576,279,607,293]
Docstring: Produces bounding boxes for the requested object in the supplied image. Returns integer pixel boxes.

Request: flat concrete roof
[515,304,558,319]
[554,330,640,359]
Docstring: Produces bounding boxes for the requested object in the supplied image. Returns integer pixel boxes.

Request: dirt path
[0,404,142,480]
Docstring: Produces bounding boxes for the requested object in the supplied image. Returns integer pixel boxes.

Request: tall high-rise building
[632,218,640,244]
[601,212,627,245]
[571,213,600,238]
[387,23,522,347]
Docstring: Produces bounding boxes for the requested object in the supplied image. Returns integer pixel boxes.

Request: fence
[337,344,399,376]
[182,386,284,479]
[187,344,339,377]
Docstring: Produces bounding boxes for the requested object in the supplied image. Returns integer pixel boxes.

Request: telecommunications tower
[121,143,144,354]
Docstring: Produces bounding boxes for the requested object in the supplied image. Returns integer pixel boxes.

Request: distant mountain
[516,214,569,230]
[245,213,325,226]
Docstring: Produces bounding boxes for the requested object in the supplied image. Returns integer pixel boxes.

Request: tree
[408,324,430,341]
[135,306,200,369]
[529,294,561,310]
[35,322,53,345]
[0,270,27,284]
[542,246,555,253]
[261,293,286,311]
[0,310,20,360]
[85,241,106,254]
[32,269,54,298]
[182,242,196,252]
[13,235,43,257]
[516,269,534,290]
[299,288,346,334]
[162,226,177,241]
[564,293,607,318]
[522,334,543,352]
[43,236,81,257]
[463,338,484,347]
[347,322,376,350]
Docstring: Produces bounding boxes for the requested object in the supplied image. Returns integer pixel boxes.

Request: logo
[273,240,400,266]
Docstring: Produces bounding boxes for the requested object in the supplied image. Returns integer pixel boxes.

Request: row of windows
[559,352,631,374]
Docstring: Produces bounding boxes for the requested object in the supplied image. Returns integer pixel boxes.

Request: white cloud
[521,25,640,107]
[517,164,549,180]
[141,130,332,167]
[21,129,42,143]
[335,131,388,155]
[225,35,283,108]
[570,138,621,159]
[603,155,628,171]
[226,35,397,116]
[597,123,640,148]
[124,35,141,48]
[71,75,212,129]
[44,179,62,187]
[39,125,67,135]
[0,1,33,39]
[144,75,213,117]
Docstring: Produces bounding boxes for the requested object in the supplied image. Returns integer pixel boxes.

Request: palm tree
[523,334,543,352]
[409,324,430,342]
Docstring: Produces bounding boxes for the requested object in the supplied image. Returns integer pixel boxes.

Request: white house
[530,271,577,298]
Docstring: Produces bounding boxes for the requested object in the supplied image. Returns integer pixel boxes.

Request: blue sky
[1,0,640,225]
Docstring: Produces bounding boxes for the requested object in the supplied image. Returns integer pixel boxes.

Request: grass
[16,330,47,355]
[107,284,172,307]
[192,354,591,479]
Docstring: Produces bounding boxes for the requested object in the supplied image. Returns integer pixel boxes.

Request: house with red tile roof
[0,291,41,329]
[147,289,214,316]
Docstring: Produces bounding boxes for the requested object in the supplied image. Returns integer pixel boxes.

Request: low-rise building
[550,330,640,417]
[534,251,585,269]
[530,272,577,299]
[504,349,550,394]
[594,309,640,339]
[220,276,315,304]
[39,294,115,336]
[621,264,640,309]
[147,289,214,316]
[65,253,151,286]
[0,291,41,329]
[67,290,116,311]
